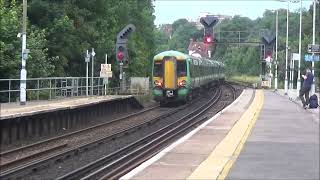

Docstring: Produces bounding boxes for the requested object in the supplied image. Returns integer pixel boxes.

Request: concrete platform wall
[0,97,143,147]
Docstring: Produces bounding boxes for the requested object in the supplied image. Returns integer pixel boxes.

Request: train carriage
[152,50,225,105]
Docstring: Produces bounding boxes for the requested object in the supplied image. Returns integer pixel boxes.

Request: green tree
[169,20,202,53]
[0,0,54,79]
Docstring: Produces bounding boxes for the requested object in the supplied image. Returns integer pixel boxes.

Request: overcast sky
[153,0,315,25]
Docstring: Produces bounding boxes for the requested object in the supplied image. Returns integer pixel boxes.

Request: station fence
[0,77,151,103]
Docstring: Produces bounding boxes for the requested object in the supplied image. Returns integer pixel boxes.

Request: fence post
[76,78,79,96]
[8,80,11,103]
[37,79,40,100]
[54,79,57,97]
[49,79,52,100]
[97,78,100,96]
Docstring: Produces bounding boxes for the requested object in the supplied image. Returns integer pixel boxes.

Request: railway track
[0,88,215,179]
[0,83,240,179]
[57,83,237,180]
[56,88,222,180]
[0,105,167,177]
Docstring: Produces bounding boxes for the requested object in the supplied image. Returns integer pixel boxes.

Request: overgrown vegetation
[1,1,319,90]
[1,0,156,83]
[156,6,319,89]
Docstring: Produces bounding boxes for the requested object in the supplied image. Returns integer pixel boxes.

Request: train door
[163,57,176,89]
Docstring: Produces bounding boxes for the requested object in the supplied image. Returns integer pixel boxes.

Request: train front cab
[152,56,190,104]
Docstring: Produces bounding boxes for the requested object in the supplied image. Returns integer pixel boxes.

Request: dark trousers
[299,86,311,106]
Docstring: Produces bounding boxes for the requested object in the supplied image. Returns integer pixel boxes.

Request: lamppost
[85,50,90,96]
[311,0,317,95]
[285,0,289,95]
[278,0,299,95]
[91,48,95,96]
[275,10,279,90]
[19,0,29,105]
[297,0,302,97]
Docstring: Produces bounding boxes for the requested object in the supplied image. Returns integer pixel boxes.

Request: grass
[227,75,260,87]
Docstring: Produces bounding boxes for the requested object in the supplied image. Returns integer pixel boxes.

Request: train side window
[153,61,163,77]
[193,60,198,77]
[189,60,193,77]
[177,60,187,77]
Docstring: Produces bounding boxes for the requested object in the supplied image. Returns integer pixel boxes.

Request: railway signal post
[200,16,219,58]
[116,24,136,93]
[261,31,276,88]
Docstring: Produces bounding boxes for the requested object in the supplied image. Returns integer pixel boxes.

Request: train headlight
[178,80,186,87]
[154,80,162,87]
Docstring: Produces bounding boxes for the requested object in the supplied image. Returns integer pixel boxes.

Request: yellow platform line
[187,90,264,180]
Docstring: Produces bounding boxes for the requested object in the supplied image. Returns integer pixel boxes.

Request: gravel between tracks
[28,90,218,179]
[8,84,243,179]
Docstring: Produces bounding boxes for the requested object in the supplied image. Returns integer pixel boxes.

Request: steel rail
[57,87,223,180]
[0,105,163,178]
[0,99,192,179]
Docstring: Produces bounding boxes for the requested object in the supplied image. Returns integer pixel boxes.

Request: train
[152,50,225,105]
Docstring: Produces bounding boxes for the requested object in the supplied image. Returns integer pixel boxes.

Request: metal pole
[37,79,40,100]
[275,10,278,90]
[119,62,123,94]
[269,62,272,88]
[297,0,302,97]
[288,48,293,90]
[290,52,293,90]
[20,0,27,105]
[292,58,295,89]
[8,80,11,103]
[86,50,89,96]
[105,54,108,95]
[238,31,240,48]
[91,48,94,95]
[285,1,289,95]
[123,71,126,93]
[49,79,51,100]
[311,0,316,95]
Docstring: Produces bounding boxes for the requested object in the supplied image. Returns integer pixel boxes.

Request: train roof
[153,50,224,66]
[153,50,189,60]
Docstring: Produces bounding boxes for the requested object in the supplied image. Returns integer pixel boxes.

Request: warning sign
[100,64,112,78]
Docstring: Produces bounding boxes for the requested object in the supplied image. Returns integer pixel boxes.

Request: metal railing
[0,77,150,103]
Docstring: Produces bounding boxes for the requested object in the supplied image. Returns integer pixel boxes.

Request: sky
[153,0,315,25]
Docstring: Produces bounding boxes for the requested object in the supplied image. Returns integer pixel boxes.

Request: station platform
[0,95,132,120]
[120,89,319,180]
[0,95,143,147]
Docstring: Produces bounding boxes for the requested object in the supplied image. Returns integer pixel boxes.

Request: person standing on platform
[299,68,314,109]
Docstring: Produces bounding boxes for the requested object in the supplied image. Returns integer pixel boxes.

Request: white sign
[292,53,300,61]
[101,64,111,72]
[100,71,112,78]
[100,64,112,78]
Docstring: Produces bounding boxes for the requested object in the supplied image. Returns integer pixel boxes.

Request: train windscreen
[153,61,163,77]
[177,60,186,77]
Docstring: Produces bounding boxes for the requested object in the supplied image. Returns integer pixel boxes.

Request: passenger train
[152,50,225,105]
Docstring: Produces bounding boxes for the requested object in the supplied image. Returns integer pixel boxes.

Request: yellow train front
[152,50,225,105]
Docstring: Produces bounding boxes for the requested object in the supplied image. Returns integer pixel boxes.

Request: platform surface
[227,90,319,180]
[120,89,255,179]
[0,95,132,120]
[121,89,319,180]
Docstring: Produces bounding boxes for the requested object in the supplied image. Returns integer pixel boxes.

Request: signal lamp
[265,50,272,58]
[204,36,213,44]
[178,80,186,87]
[117,51,124,61]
